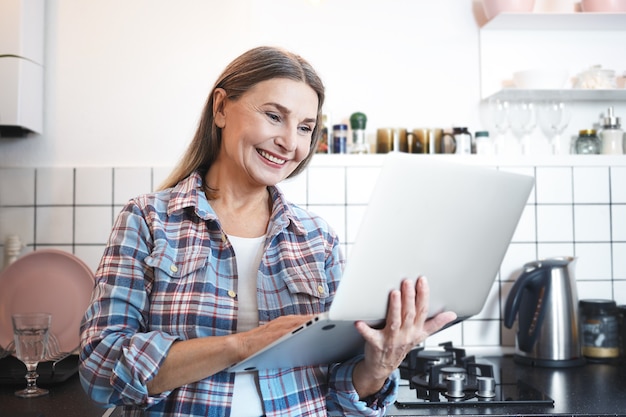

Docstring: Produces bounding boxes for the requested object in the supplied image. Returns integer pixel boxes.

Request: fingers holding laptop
[352,277,457,396]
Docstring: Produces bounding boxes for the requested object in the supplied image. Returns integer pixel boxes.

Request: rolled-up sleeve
[79,202,179,408]
[326,356,399,416]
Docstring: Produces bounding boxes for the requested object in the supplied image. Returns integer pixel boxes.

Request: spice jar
[332,124,348,154]
[579,299,620,362]
[349,112,369,154]
[599,107,623,155]
[474,131,493,155]
[575,129,600,155]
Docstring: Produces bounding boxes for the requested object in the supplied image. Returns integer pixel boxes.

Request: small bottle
[579,299,620,362]
[349,112,369,154]
[575,129,601,155]
[315,114,330,154]
[4,235,24,270]
[599,107,623,155]
[474,131,493,155]
[453,127,472,155]
[332,124,348,154]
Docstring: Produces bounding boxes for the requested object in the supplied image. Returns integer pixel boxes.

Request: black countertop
[1,355,624,416]
[388,355,626,416]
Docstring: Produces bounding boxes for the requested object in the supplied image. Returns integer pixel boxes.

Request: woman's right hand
[235,314,316,362]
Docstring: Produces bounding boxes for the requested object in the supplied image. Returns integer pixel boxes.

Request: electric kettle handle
[503,267,545,329]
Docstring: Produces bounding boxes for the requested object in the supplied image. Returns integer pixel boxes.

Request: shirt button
[317,285,325,294]
[170,264,178,273]
[228,290,237,298]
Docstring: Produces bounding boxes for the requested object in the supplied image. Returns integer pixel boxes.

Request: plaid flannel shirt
[79,171,397,416]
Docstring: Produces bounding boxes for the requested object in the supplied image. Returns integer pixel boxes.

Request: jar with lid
[474,131,493,155]
[579,299,620,362]
[315,114,330,154]
[599,107,623,155]
[453,127,472,155]
[575,129,600,155]
[332,124,348,154]
[349,112,369,154]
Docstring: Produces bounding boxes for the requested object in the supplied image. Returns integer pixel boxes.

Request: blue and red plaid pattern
[79,171,397,416]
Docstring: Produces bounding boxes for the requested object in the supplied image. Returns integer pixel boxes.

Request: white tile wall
[1,156,625,351]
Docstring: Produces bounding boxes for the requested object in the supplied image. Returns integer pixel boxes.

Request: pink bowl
[482,0,536,20]
[581,0,626,12]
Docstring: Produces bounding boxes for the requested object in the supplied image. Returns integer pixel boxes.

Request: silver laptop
[228,153,534,372]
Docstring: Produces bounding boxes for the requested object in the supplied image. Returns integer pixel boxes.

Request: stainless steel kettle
[504,256,585,367]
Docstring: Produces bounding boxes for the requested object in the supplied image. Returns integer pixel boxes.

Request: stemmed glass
[508,100,536,155]
[537,100,572,155]
[12,312,52,398]
[483,98,509,154]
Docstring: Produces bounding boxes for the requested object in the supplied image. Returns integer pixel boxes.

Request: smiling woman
[78,45,456,417]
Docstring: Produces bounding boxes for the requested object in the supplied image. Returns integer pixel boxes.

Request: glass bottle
[315,114,330,154]
[579,299,620,362]
[332,124,348,154]
[349,112,369,154]
[599,107,623,155]
[453,127,472,155]
[575,129,600,155]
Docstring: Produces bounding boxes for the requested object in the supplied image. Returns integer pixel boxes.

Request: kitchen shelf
[482,12,626,31]
[479,12,626,101]
[485,88,626,102]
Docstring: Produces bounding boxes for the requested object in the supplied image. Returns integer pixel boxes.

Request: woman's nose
[276,125,298,151]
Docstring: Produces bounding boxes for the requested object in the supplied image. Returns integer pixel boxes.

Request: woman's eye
[299,125,313,134]
[266,112,281,122]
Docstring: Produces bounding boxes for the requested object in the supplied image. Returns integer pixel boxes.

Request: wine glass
[482,98,509,154]
[508,100,536,155]
[12,312,52,398]
[537,100,572,155]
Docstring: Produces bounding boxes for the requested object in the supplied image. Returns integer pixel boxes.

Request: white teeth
[259,150,286,165]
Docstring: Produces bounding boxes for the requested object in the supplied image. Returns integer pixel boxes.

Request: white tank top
[228,235,265,417]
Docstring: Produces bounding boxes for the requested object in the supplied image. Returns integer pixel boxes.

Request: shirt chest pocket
[143,244,231,336]
[267,260,331,316]
[144,243,209,281]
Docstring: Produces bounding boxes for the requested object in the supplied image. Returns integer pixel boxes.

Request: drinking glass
[483,98,509,154]
[537,100,572,155]
[508,100,536,155]
[12,312,52,398]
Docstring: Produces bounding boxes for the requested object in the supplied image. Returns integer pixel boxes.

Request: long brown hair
[158,46,325,191]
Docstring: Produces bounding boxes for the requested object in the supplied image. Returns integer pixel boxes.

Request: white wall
[1,0,492,167]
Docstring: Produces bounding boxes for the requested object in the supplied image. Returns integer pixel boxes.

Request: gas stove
[395,342,554,409]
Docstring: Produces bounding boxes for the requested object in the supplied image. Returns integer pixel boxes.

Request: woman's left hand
[352,276,457,397]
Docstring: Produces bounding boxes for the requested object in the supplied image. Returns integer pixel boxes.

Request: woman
[79,46,456,417]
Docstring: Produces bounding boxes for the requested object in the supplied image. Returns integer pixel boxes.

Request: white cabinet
[0,0,45,136]
[0,0,45,64]
[479,13,626,102]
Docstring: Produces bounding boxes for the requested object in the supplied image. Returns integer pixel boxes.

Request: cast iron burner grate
[396,342,554,408]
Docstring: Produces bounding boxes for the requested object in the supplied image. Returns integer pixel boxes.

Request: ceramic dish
[0,249,95,353]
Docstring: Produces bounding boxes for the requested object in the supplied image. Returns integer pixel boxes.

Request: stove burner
[397,341,554,408]
[476,376,496,398]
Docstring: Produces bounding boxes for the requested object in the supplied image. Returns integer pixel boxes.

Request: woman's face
[213,78,318,187]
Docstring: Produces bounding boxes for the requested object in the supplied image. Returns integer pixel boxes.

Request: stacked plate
[0,249,95,355]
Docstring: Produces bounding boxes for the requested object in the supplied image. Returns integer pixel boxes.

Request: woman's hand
[235,314,316,362]
[352,277,457,398]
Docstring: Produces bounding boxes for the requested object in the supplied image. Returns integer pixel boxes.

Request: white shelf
[482,12,626,31]
[479,13,626,100]
[309,153,626,168]
[485,88,626,102]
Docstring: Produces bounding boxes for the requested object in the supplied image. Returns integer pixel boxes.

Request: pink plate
[0,249,95,353]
